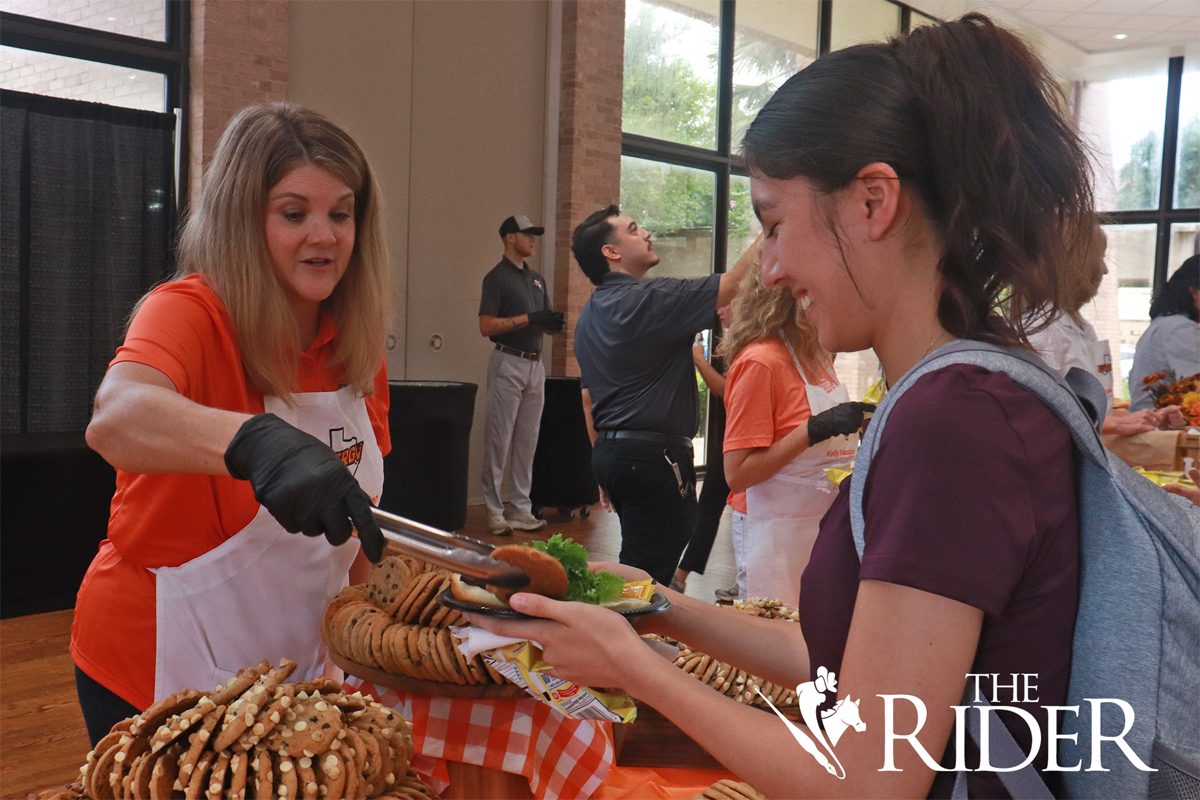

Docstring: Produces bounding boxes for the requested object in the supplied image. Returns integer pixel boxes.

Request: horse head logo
[754,666,865,780]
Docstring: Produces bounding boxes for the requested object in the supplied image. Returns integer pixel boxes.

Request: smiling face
[752,175,880,354]
[602,214,660,274]
[264,163,356,322]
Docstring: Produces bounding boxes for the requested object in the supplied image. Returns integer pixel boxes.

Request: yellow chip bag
[483,639,637,723]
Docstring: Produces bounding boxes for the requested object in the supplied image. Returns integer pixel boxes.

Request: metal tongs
[362,507,531,590]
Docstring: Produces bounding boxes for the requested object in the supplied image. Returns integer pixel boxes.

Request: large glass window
[731,0,818,146]
[1079,63,1170,212]
[1174,61,1199,210]
[623,0,719,149]
[1104,224,1158,400]
[620,156,716,280]
[1079,54,1200,397]
[0,45,166,112]
[0,0,166,41]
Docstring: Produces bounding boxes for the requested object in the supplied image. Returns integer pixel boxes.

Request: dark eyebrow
[751,197,775,222]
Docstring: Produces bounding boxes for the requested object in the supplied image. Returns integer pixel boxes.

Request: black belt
[495,343,540,361]
[598,430,693,449]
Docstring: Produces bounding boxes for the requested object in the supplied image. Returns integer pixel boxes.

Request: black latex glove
[528,309,565,333]
[807,402,876,446]
[224,413,385,562]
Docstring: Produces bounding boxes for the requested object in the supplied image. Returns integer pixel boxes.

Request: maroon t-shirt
[801,365,1079,798]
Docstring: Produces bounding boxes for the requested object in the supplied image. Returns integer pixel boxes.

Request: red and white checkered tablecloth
[345,677,616,800]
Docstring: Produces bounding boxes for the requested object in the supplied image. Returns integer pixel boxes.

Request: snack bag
[863,377,887,405]
[483,639,638,723]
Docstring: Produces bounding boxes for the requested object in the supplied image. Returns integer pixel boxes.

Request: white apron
[151,386,384,701]
[1092,339,1114,418]
[744,333,857,603]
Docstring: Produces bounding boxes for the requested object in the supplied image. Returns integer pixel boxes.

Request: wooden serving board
[331,651,527,700]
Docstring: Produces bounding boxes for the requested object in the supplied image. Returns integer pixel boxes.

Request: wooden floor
[0,496,735,798]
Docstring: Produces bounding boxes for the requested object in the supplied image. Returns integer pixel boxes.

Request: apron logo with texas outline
[329,428,363,475]
[758,666,864,779]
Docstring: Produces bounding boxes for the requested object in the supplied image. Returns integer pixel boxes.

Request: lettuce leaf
[528,534,625,604]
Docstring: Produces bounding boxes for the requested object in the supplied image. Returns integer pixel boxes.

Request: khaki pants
[482,348,545,518]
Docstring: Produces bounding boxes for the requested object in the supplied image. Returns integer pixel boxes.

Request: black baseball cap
[499,214,545,236]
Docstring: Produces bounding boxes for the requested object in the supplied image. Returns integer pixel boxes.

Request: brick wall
[189,0,289,207]
[551,0,625,378]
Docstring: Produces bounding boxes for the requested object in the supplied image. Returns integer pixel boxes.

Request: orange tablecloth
[594,766,741,799]
[347,677,615,799]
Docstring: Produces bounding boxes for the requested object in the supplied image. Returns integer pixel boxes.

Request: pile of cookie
[670,643,798,709]
[321,556,509,687]
[49,658,437,800]
[689,778,768,800]
[730,597,799,622]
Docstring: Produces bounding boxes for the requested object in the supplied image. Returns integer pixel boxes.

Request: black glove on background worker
[808,402,876,445]
[528,309,566,333]
[224,413,385,562]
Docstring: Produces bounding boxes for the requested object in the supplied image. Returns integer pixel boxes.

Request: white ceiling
[985,0,1200,54]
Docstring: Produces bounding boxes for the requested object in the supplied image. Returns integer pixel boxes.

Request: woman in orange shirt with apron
[72,103,394,745]
[721,265,866,603]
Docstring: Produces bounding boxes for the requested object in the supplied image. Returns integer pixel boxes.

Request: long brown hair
[741,13,1094,347]
[720,247,827,379]
[175,103,394,399]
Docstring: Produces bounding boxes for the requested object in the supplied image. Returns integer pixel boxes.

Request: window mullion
[716,0,735,157]
[818,0,832,56]
[1154,56,1185,294]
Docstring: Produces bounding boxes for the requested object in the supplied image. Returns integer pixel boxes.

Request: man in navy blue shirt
[571,205,750,584]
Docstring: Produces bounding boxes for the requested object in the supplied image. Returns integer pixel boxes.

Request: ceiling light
[106,16,116,21]
[1113,33,1128,40]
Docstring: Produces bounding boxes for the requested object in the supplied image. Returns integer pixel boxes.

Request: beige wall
[288,0,550,509]
[287,0,414,377]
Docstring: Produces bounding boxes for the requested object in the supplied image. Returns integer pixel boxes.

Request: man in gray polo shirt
[571,205,750,584]
[479,214,565,535]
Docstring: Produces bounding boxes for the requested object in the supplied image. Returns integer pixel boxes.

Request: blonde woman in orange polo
[72,103,394,745]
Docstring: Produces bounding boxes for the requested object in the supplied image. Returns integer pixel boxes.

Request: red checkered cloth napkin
[346,677,616,799]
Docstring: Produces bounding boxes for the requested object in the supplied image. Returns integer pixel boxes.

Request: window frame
[621,0,926,279]
[1,3,191,210]
[1103,56,1199,295]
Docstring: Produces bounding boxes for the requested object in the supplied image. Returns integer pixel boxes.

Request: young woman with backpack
[468,14,1095,797]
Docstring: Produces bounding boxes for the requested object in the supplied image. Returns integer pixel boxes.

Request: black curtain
[1,90,176,435]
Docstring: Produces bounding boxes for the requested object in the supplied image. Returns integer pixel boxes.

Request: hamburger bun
[487,545,569,604]
[449,573,510,609]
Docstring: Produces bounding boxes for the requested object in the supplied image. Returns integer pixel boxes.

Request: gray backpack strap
[1063,366,1106,435]
[950,694,1055,800]
[849,339,1107,559]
